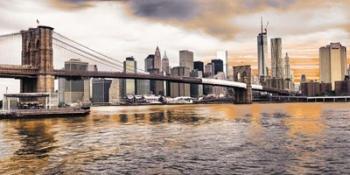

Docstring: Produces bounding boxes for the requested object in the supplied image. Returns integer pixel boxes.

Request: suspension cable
[54,43,123,71]
[53,32,147,73]
[53,37,125,70]
[0,32,21,39]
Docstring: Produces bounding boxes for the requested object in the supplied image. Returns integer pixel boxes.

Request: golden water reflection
[0,103,349,174]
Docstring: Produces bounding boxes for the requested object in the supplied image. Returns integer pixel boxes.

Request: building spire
[261,16,263,33]
[163,51,168,59]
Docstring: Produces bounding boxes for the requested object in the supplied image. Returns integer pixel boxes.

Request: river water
[0,103,349,174]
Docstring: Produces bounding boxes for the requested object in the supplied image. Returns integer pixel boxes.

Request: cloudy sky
[0,0,349,93]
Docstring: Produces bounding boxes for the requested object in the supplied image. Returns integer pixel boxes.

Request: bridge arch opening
[36,39,40,49]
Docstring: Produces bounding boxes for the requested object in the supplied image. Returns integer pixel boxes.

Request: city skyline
[1,2,350,174]
[0,0,349,94]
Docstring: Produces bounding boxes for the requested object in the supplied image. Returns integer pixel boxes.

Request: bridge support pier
[20,26,54,93]
[233,65,253,104]
[234,85,252,104]
[37,75,54,92]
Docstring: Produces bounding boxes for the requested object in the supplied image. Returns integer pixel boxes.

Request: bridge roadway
[0,65,293,95]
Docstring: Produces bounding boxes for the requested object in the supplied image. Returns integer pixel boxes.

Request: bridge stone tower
[20,26,54,93]
[233,65,253,104]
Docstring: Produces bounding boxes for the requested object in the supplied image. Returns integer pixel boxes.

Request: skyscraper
[212,72,226,97]
[211,59,224,75]
[190,69,203,98]
[193,61,204,72]
[204,63,214,77]
[179,50,194,71]
[136,79,150,95]
[58,59,89,105]
[121,57,137,97]
[109,79,121,105]
[217,51,229,78]
[145,53,164,95]
[92,79,112,104]
[257,18,268,77]
[161,51,170,75]
[284,52,291,79]
[271,38,284,78]
[203,63,214,95]
[319,42,347,89]
[170,66,190,97]
[145,54,155,71]
[154,46,161,70]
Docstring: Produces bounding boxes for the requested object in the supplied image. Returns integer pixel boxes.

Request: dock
[0,108,90,119]
[270,96,350,103]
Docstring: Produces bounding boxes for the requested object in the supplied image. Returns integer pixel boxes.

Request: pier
[270,96,350,102]
[0,108,90,119]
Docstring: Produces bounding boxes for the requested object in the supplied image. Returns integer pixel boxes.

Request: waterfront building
[136,79,151,96]
[161,51,170,75]
[148,68,164,95]
[154,46,161,70]
[271,38,284,78]
[193,61,204,72]
[300,81,320,96]
[320,82,333,96]
[145,54,164,95]
[92,79,112,104]
[58,59,89,105]
[211,59,224,75]
[121,57,137,97]
[170,66,190,97]
[190,69,203,98]
[217,50,229,78]
[257,18,268,77]
[179,50,194,71]
[335,76,350,96]
[300,81,332,96]
[109,79,121,105]
[319,42,347,89]
[262,77,287,90]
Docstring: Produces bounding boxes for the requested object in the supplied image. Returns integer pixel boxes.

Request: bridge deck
[0,66,294,94]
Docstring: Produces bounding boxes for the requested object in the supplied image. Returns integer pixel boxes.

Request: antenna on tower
[260,16,263,33]
[265,21,269,33]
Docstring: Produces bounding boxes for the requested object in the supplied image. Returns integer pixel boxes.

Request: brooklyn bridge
[0,26,295,104]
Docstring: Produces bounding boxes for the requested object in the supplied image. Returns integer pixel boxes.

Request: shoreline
[91,100,350,107]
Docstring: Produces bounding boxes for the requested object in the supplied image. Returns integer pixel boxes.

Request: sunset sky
[0,0,349,93]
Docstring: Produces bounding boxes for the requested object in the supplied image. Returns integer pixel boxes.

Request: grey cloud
[129,0,198,20]
[49,0,350,40]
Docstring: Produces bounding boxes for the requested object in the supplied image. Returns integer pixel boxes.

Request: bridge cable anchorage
[53,37,125,71]
[53,43,123,71]
[53,32,147,73]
